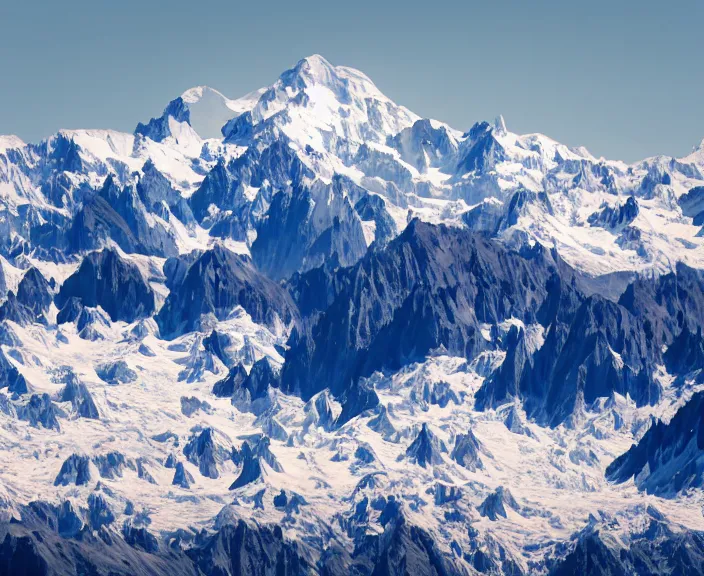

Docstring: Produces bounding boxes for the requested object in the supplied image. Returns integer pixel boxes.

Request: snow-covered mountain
[1,55,704,575]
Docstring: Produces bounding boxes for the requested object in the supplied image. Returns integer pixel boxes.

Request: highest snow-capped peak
[279,54,390,102]
[244,54,419,150]
[136,55,419,152]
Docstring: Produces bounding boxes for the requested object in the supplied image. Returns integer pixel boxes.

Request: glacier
[0,54,704,574]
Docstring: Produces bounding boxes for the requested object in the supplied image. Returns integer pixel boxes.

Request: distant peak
[180,85,228,105]
[296,54,333,70]
[283,54,339,87]
[0,135,26,151]
[279,54,384,99]
[494,115,507,136]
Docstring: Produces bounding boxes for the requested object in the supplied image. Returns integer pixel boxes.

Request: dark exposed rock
[678,185,704,224]
[354,192,398,246]
[16,268,52,317]
[87,493,115,530]
[450,429,485,471]
[212,362,247,398]
[180,396,213,417]
[502,404,534,438]
[0,268,52,326]
[432,483,462,506]
[56,247,156,323]
[186,520,310,575]
[0,322,21,347]
[59,372,99,419]
[548,518,704,576]
[56,296,84,324]
[456,121,506,174]
[588,196,639,229]
[16,394,60,430]
[122,522,160,553]
[135,96,189,142]
[183,428,230,479]
[339,512,465,576]
[251,177,368,281]
[0,349,29,395]
[172,462,195,489]
[478,486,520,521]
[0,292,34,326]
[57,501,84,539]
[95,360,137,385]
[135,458,157,484]
[475,325,531,411]
[229,441,266,490]
[232,357,280,414]
[519,296,659,427]
[138,342,156,357]
[618,262,704,350]
[69,176,178,257]
[202,329,239,368]
[606,391,704,496]
[367,404,398,440]
[92,452,130,479]
[68,192,138,253]
[76,306,110,332]
[54,454,91,486]
[281,220,577,424]
[156,245,298,339]
[404,423,446,468]
[663,325,704,376]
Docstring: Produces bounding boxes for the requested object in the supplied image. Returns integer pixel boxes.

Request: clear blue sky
[1,0,702,162]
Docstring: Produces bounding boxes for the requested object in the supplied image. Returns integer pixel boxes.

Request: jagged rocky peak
[367,404,398,440]
[92,451,131,479]
[135,95,193,143]
[232,357,281,414]
[229,441,262,490]
[212,362,248,398]
[502,403,534,438]
[456,119,507,174]
[17,393,61,430]
[95,360,137,385]
[54,454,92,486]
[0,267,53,326]
[606,391,704,496]
[180,395,212,417]
[404,423,446,468]
[679,185,704,224]
[58,370,99,419]
[280,218,570,423]
[172,461,195,489]
[478,486,520,521]
[664,324,704,376]
[3,54,704,576]
[588,195,640,229]
[183,427,232,479]
[517,293,660,427]
[156,245,298,339]
[16,266,52,319]
[0,348,29,395]
[69,174,179,258]
[87,492,115,530]
[450,428,487,471]
[56,247,156,323]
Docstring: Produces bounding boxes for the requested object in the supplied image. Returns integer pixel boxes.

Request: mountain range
[1,54,704,575]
